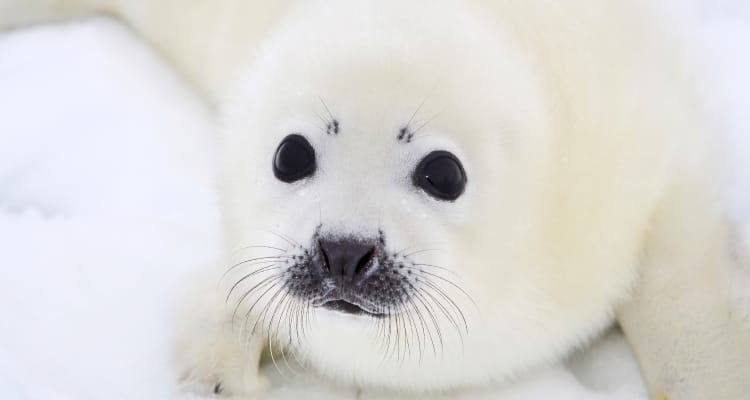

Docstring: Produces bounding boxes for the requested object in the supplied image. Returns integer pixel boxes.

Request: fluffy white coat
[1,1,748,399]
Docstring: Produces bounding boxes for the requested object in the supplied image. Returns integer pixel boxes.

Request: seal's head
[219,0,643,392]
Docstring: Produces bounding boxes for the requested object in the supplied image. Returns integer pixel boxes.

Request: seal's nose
[318,238,377,281]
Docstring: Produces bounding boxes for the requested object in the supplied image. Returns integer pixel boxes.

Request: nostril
[318,238,380,280]
[319,240,332,272]
[354,248,376,276]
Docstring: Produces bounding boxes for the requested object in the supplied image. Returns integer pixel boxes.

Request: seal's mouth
[320,299,385,318]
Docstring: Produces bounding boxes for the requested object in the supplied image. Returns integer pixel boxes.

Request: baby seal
[3,0,748,399]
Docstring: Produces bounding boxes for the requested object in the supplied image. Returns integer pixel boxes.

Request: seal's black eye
[273,134,316,182]
[413,150,467,201]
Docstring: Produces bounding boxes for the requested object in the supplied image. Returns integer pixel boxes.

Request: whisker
[411,263,461,278]
[312,110,330,131]
[411,287,445,357]
[269,291,301,377]
[292,301,310,370]
[231,244,288,254]
[403,301,423,363]
[407,97,428,128]
[391,303,406,363]
[403,304,414,363]
[402,282,438,358]
[402,265,470,335]
[287,300,306,354]
[263,229,302,248]
[265,289,291,381]
[392,305,402,363]
[225,264,281,299]
[302,298,313,352]
[420,277,469,335]
[393,242,437,256]
[415,269,478,311]
[318,96,335,122]
[252,282,286,335]
[402,248,441,258]
[411,297,432,362]
[418,280,464,341]
[270,291,292,346]
[223,256,288,278]
[288,300,309,370]
[379,305,394,364]
[290,298,303,348]
[232,275,280,324]
[373,308,386,359]
[240,279,282,333]
[411,107,446,136]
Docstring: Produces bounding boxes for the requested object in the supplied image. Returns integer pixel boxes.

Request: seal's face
[218,0,637,392]
[270,126,467,318]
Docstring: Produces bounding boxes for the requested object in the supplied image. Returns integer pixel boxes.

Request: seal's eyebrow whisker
[318,96,338,129]
[398,106,446,143]
[312,96,338,135]
[406,95,431,130]
[311,110,330,131]
[411,107,447,136]
[318,96,334,120]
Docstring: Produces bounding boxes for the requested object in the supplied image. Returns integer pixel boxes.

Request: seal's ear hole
[413,150,467,201]
[273,134,316,183]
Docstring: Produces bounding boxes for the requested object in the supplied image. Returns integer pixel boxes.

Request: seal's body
[2,1,748,399]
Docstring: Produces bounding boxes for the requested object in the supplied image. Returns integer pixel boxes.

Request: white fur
[2,1,748,399]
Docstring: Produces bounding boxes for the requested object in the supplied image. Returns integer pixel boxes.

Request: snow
[0,5,747,400]
[0,19,221,400]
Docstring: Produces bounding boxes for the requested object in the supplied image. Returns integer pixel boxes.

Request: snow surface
[0,5,747,400]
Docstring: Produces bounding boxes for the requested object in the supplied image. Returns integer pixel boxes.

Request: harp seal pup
[2,0,748,399]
